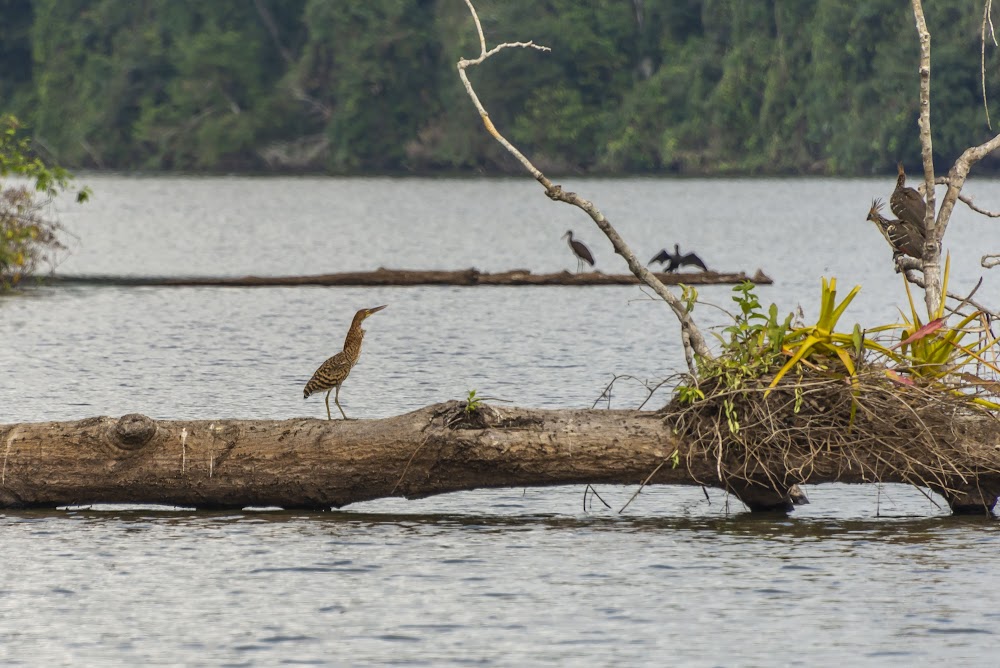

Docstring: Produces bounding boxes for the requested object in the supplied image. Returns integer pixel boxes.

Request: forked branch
[958,191,1000,218]
[910,1,1000,315]
[456,0,712,368]
[922,178,1000,218]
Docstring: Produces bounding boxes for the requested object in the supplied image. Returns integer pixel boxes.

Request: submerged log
[2,402,998,514]
[43,267,772,288]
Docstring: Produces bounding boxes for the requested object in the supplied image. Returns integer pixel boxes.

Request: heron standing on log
[562,230,595,273]
[304,305,387,420]
[648,244,708,272]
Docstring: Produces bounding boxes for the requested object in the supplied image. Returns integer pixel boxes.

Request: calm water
[2,176,1000,665]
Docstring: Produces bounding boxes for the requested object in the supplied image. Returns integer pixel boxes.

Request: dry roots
[666,368,1000,503]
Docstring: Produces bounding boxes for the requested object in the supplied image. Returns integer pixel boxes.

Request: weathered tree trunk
[3,402,999,515]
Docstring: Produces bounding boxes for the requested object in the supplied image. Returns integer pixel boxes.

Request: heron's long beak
[367,305,388,316]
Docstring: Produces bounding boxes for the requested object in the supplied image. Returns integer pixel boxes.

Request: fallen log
[42,267,773,288]
[1,401,997,514]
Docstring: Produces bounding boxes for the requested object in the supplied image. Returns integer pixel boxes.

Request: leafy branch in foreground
[0,115,89,290]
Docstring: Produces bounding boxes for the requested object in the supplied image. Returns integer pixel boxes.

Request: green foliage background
[2,0,999,175]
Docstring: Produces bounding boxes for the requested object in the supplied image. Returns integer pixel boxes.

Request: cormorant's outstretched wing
[648,248,669,265]
[680,252,708,271]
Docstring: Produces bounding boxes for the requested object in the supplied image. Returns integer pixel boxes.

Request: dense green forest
[1,0,999,175]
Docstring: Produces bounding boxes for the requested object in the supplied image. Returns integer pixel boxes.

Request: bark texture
[2,402,998,514]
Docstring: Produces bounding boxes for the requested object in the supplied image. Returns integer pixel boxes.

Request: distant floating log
[44,268,772,288]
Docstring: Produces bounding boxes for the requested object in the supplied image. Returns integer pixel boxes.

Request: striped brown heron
[304,304,387,420]
[562,230,595,273]
[866,199,924,258]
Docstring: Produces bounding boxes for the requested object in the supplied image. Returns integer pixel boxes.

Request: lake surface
[2,176,1000,665]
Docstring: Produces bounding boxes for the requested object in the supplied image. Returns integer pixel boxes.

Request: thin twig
[391,435,431,496]
[911,484,945,510]
[903,269,997,317]
[958,192,1000,217]
[637,377,675,410]
[924,179,1000,218]
[618,458,668,514]
[591,374,678,410]
[583,484,611,511]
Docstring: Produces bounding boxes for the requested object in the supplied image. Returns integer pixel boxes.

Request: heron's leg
[334,384,348,420]
[324,389,332,420]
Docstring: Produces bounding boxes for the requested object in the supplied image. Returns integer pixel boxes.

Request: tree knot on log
[436,401,544,431]
[109,413,159,450]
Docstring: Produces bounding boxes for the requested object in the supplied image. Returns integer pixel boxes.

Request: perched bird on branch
[562,230,595,273]
[866,199,925,258]
[891,162,928,230]
[304,305,387,420]
[648,244,708,273]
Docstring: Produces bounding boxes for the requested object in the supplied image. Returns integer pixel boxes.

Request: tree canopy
[2,0,999,175]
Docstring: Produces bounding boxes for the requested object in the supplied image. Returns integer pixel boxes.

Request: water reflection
[5,177,1000,664]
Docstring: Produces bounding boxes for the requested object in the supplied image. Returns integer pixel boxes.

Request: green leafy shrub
[0,115,89,290]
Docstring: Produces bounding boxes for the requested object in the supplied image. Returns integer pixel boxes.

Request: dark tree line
[1,0,998,175]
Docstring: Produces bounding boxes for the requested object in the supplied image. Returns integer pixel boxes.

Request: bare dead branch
[904,269,997,317]
[941,276,985,319]
[920,178,1000,217]
[983,254,1000,269]
[958,192,1000,217]
[911,1,1000,318]
[591,374,676,411]
[983,0,996,128]
[933,135,1000,282]
[456,0,712,369]
[911,1,943,317]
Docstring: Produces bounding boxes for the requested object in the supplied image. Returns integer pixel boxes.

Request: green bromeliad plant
[681,265,1000,417]
[885,257,1000,409]
[688,279,891,397]
[765,277,901,395]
